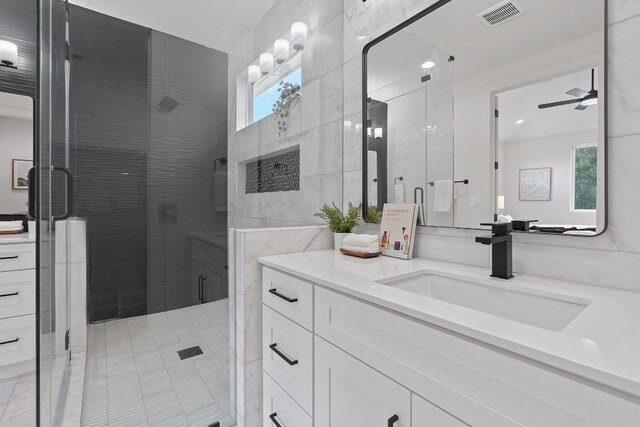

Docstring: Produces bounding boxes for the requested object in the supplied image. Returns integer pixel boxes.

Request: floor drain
[177,345,204,360]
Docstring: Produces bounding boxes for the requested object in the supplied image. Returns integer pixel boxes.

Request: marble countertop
[0,233,35,245]
[258,249,640,398]
[189,232,228,250]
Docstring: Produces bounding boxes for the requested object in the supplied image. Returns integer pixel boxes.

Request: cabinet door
[202,273,224,303]
[412,394,468,427]
[315,336,410,427]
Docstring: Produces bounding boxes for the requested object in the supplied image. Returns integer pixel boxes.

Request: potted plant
[315,202,360,250]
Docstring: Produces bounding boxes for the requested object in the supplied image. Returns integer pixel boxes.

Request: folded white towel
[342,233,379,248]
[434,180,453,212]
[341,244,380,254]
[0,221,23,230]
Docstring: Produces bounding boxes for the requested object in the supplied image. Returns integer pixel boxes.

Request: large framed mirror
[363,0,606,236]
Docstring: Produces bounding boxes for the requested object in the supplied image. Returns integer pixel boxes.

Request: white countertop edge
[258,251,640,399]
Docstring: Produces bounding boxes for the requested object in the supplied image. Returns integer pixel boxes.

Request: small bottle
[381,231,388,248]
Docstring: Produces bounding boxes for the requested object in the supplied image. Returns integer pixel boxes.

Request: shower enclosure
[366,32,454,227]
[37,1,232,425]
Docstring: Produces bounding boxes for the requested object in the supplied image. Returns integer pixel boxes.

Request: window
[572,145,597,210]
[252,67,302,124]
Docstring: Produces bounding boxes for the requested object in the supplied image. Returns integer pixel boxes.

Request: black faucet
[475,222,514,280]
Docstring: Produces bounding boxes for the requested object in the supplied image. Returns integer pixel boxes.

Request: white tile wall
[343,0,640,293]
[228,0,344,229]
[231,225,332,427]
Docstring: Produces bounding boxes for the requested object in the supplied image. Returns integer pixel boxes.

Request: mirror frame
[361,0,608,237]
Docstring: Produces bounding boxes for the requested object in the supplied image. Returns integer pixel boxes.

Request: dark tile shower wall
[68,6,228,322]
[245,149,300,194]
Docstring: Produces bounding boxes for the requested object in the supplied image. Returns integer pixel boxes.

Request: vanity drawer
[0,270,35,319]
[263,267,313,330]
[263,305,313,414]
[0,314,35,367]
[315,286,640,426]
[0,243,35,273]
[263,372,312,427]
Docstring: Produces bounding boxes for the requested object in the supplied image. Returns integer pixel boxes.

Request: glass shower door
[36,0,73,425]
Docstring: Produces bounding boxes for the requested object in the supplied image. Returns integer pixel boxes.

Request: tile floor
[0,372,36,427]
[81,299,232,427]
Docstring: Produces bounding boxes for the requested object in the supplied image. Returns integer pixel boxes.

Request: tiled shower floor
[81,299,232,427]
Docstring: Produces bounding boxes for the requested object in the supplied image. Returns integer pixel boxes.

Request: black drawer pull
[0,338,19,346]
[269,343,298,366]
[388,414,399,426]
[269,412,283,427]
[0,256,18,261]
[0,292,19,298]
[268,288,298,303]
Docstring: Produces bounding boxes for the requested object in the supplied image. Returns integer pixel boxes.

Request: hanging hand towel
[214,171,227,212]
[434,180,453,212]
[394,183,405,203]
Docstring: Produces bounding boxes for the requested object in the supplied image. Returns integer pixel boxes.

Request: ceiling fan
[538,68,598,111]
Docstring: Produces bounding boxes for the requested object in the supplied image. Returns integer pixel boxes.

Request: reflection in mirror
[363,0,606,235]
[0,92,33,216]
[496,68,602,235]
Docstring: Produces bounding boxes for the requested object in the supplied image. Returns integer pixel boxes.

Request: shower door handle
[198,276,203,302]
[201,277,207,302]
[52,166,74,221]
[28,167,36,219]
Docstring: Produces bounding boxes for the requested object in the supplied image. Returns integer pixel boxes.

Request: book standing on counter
[379,203,419,260]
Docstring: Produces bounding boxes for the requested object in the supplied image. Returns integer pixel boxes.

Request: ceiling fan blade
[538,98,582,109]
[575,104,588,111]
[566,88,589,98]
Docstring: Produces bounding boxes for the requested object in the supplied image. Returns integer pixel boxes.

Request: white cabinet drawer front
[263,372,312,427]
[0,270,35,318]
[0,314,35,367]
[315,336,410,427]
[315,286,640,426]
[263,267,313,330]
[0,243,35,273]
[412,393,467,427]
[263,305,313,414]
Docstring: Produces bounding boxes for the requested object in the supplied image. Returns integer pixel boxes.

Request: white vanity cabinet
[261,265,640,426]
[0,237,36,379]
[315,336,410,427]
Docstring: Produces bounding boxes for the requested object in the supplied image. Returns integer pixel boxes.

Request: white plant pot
[334,232,349,251]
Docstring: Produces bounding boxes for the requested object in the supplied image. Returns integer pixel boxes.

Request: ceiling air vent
[476,0,525,27]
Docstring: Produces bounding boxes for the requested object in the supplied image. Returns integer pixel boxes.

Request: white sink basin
[378,271,590,331]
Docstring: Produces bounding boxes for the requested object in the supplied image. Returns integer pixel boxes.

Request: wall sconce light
[260,53,274,75]
[367,127,372,137]
[497,195,505,210]
[374,127,383,139]
[0,41,18,69]
[291,22,308,51]
[274,39,290,64]
[247,65,261,83]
